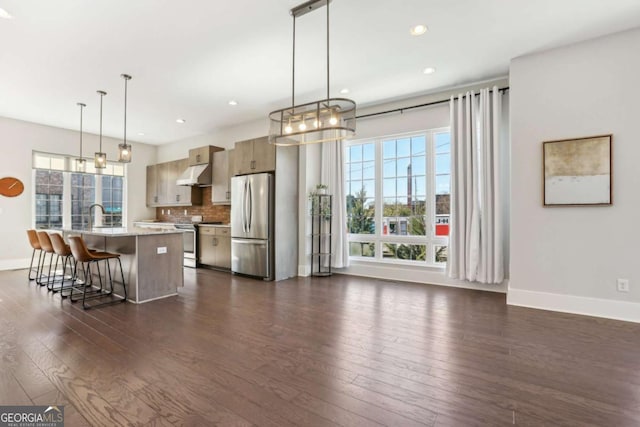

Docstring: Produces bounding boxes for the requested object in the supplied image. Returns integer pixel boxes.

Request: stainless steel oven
[174,224,197,268]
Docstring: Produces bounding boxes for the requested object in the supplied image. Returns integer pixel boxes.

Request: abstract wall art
[543,135,612,206]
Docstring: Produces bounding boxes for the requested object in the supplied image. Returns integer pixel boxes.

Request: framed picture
[543,134,612,206]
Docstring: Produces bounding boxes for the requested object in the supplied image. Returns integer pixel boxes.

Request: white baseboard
[298,264,311,277]
[507,288,640,323]
[0,258,31,271]
[336,262,508,293]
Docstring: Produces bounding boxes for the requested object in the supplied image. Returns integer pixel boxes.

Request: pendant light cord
[99,92,104,152]
[326,0,330,101]
[124,77,127,145]
[79,104,83,157]
[292,15,296,108]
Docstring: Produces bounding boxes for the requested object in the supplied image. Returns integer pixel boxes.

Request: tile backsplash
[156,187,230,223]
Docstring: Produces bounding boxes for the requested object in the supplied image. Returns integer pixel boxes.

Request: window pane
[397,138,410,157]
[411,155,426,175]
[435,132,450,154]
[435,245,448,263]
[383,243,426,261]
[50,158,65,170]
[33,154,50,169]
[436,214,449,236]
[413,175,426,196]
[435,174,450,195]
[383,159,396,178]
[350,163,362,181]
[408,215,427,236]
[436,153,450,175]
[436,194,450,216]
[362,180,375,197]
[396,177,408,197]
[350,145,362,162]
[383,178,396,197]
[349,242,375,257]
[397,158,410,177]
[383,140,395,159]
[411,136,426,156]
[362,161,375,180]
[363,143,375,162]
[349,180,362,195]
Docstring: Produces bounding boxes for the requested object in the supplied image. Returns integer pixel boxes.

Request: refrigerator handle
[248,180,253,232]
[242,179,248,233]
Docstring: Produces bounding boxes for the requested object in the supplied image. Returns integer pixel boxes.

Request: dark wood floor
[2,268,640,426]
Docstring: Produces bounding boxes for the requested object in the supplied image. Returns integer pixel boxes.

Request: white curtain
[321,141,349,268]
[447,87,504,284]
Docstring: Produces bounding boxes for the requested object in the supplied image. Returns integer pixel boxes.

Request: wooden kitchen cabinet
[146,164,159,206]
[212,149,234,205]
[233,137,275,175]
[189,145,222,165]
[155,162,169,206]
[198,226,231,269]
[146,159,202,207]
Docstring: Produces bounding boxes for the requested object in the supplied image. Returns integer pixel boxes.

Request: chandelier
[268,0,356,146]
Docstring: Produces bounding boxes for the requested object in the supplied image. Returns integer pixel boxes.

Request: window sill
[348,256,446,271]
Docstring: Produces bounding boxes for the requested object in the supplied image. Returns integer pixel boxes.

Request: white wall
[0,116,156,270]
[508,27,640,322]
[156,118,269,162]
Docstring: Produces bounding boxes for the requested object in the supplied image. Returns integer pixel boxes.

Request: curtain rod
[356,86,510,120]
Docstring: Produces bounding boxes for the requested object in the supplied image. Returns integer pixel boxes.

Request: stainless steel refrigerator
[231,173,273,280]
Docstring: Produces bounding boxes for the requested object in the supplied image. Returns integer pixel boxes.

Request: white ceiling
[1,0,640,145]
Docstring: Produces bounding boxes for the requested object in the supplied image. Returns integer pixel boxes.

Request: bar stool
[68,235,127,309]
[48,232,76,295]
[36,231,56,287]
[26,230,43,281]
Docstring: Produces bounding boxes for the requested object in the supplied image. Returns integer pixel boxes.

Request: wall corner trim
[507,288,640,323]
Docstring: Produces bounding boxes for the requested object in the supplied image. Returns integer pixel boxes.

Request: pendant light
[94,90,107,168]
[118,74,132,163]
[268,0,356,146]
[75,102,87,172]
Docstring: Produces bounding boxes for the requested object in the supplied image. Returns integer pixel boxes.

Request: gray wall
[509,27,640,322]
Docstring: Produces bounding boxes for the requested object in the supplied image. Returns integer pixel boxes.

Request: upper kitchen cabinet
[146,159,202,207]
[170,158,202,206]
[146,164,158,206]
[212,149,234,205]
[189,146,222,166]
[233,137,275,175]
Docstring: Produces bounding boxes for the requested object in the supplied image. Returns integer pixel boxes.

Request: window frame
[32,152,127,230]
[346,127,450,267]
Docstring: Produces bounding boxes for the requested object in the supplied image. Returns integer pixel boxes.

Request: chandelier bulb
[298,122,307,131]
[329,116,338,126]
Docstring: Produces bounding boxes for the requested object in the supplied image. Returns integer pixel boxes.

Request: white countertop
[63,227,184,237]
[196,224,230,228]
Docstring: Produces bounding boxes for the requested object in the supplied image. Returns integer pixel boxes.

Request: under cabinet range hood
[177,145,224,186]
[176,163,210,186]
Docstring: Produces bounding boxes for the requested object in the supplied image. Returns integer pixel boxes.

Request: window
[34,170,64,229]
[346,129,450,266]
[33,152,126,230]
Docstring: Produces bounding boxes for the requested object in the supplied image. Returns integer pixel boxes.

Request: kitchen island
[62,227,184,304]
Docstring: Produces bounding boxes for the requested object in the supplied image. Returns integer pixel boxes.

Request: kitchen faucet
[88,203,105,230]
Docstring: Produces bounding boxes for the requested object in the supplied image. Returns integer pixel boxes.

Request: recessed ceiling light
[423,67,436,75]
[137,132,145,136]
[228,100,238,106]
[0,7,14,19]
[340,88,350,94]
[410,24,427,36]
[176,118,186,124]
